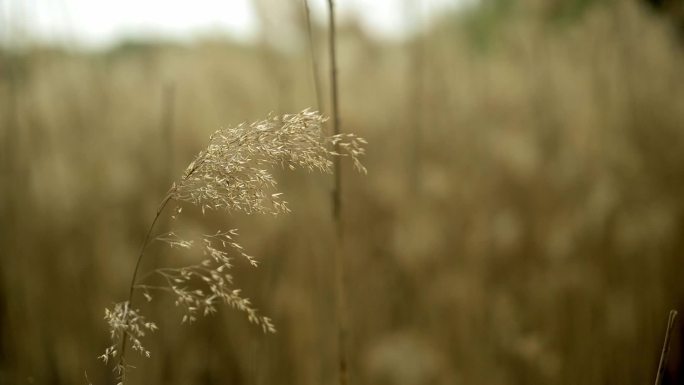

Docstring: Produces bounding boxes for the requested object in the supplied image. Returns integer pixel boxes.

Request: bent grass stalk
[654,310,678,385]
[99,110,366,384]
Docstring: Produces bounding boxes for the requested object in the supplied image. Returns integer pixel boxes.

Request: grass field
[1,1,684,384]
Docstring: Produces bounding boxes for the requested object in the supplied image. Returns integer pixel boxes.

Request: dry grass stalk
[158,84,175,183]
[302,0,323,113]
[654,310,678,385]
[326,1,349,385]
[403,0,425,196]
[99,109,366,384]
[327,0,342,222]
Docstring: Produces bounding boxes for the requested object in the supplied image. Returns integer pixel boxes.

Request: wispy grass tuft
[100,109,366,384]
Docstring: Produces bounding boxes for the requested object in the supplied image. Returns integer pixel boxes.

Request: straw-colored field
[1,1,683,384]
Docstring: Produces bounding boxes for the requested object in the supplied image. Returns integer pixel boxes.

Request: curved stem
[128,193,174,300]
[117,190,174,370]
[654,310,678,385]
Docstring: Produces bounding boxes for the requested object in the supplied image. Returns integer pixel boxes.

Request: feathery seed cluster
[101,109,366,383]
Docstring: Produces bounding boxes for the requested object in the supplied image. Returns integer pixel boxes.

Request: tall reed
[403,0,425,196]
[325,1,350,385]
[302,0,323,113]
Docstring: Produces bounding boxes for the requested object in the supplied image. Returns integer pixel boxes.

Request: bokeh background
[2,0,684,384]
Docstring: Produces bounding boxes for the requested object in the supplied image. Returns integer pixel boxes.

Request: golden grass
[1,1,683,384]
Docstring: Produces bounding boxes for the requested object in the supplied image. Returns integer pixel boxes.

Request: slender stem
[133,285,173,292]
[159,84,176,185]
[327,2,348,385]
[328,0,341,222]
[117,190,174,369]
[654,310,678,385]
[302,0,323,113]
[403,0,425,196]
[128,192,174,300]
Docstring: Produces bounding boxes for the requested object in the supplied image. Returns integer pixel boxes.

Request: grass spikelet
[101,109,366,383]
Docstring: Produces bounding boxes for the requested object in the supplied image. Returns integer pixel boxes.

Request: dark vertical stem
[159,84,175,183]
[301,4,327,383]
[303,0,323,113]
[404,0,425,196]
[326,2,348,385]
[654,310,678,385]
[327,1,341,222]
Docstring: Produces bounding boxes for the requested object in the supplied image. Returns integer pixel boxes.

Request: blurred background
[2,0,684,384]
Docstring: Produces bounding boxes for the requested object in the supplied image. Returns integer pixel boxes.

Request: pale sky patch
[2,0,473,48]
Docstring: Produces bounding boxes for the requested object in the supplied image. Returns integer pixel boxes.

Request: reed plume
[99,109,366,384]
